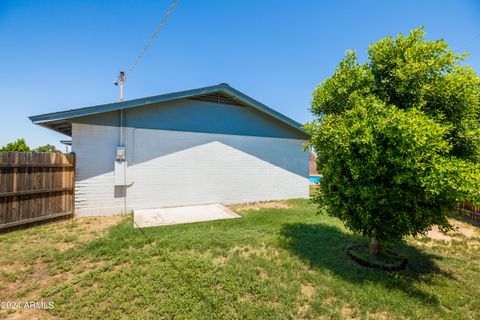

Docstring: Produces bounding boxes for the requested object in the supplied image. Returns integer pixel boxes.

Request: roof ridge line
[30,84,308,137]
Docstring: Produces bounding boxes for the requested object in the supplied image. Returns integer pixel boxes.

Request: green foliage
[34,144,61,153]
[308,27,480,243]
[0,138,31,152]
[0,139,61,153]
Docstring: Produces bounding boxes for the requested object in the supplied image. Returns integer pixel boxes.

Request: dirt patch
[3,308,56,320]
[426,227,452,242]
[296,282,315,316]
[212,255,228,265]
[324,296,336,305]
[57,242,76,252]
[425,219,479,242]
[455,224,479,238]
[297,303,309,314]
[257,266,268,279]
[228,244,280,259]
[229,201,291,212]
[1,216,123,258]
[267,300,282,308]
[341,304,360,320]
[0,263,72,319]
[366,310,390,320]
[0,216,124,319]
[75,216,124,239]
[0,257,115,320]
[237,292,255,303]
[209,244,280,266]
[301,283,315,298]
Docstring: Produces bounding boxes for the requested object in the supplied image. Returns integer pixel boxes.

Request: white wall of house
[72,123,309,216]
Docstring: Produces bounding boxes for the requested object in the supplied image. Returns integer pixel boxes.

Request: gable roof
[29,83,308,137]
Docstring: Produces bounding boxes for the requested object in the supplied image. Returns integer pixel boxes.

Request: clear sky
[1,0,479,149]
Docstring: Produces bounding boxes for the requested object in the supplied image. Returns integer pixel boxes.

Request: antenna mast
[114,71,126,102]
[113,0,179,102]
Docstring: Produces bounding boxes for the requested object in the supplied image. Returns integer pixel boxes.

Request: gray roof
[29,83,307,137]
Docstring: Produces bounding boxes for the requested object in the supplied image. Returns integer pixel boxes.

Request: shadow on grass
[280,223,454,305]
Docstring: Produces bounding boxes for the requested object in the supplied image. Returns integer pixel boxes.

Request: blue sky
[1,0,479,149]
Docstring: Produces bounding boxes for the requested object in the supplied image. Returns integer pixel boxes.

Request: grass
[0,199,479,319]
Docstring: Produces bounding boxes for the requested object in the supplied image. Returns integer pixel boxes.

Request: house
[30,83,310,216]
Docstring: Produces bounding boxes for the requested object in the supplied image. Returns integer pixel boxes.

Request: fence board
[460,201,480,222]
[0,152,75,230]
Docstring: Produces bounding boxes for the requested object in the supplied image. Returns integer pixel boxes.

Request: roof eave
[29,84,225,124]
[29,83,310,137]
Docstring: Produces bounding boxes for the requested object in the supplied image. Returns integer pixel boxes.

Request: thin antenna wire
[457,31,480,52]
[125,0,180,78]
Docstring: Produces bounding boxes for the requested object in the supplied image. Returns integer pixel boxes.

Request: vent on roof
[189,92,245,107]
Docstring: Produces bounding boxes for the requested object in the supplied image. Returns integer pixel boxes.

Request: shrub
[307,27,480,254]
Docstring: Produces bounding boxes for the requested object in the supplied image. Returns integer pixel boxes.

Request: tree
[34,144,61,153]
[307,27,480,255]
[0,139,61,153]
[0,138,31,152]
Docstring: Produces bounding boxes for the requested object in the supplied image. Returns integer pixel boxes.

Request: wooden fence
[0,152,75,230]
[460,201,480,222]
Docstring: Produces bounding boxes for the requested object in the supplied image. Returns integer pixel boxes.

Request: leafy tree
[0,138,31,152]
[0,139,61,153]
[307,27,480,255]
[34,144,61,153]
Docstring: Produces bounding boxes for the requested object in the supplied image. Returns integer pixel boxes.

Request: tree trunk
[369,237,380,255]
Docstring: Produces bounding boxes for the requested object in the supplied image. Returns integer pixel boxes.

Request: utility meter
[116,146,126,161]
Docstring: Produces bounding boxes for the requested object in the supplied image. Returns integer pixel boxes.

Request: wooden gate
[0,152,75,230]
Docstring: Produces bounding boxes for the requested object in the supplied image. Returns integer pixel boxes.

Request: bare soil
[425,219,479,242]
[229,200,291,212]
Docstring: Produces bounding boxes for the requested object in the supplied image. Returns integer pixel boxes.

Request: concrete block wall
[72,123,309,216]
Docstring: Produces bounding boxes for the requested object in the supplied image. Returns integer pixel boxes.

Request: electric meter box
[116,146,126,161]
[114,146,127,186]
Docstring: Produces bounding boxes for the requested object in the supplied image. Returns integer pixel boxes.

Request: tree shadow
[279,223,455,305]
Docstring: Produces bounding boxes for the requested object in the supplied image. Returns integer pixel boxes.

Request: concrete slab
[133,203,241,228]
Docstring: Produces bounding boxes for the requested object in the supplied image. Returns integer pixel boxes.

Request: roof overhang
[29,83,309,138]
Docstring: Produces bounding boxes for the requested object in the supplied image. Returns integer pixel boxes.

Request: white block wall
[72,123,309,216]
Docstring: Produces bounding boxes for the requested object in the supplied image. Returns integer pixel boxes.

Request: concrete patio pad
[133,203,241,228]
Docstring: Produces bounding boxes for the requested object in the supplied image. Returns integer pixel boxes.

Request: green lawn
[1,199,479,319]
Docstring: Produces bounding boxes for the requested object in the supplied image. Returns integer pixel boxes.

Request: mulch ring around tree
[346,244,408,272]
